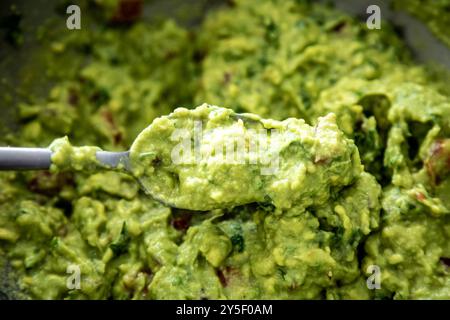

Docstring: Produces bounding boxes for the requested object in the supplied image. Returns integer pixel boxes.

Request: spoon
[0,106,262,211]
[0,105,265,210]
[0,105,252,172]
[0,148,129,171]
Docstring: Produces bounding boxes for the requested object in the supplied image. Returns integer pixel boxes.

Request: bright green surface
[129,104,362,211]
[0,0,449,299]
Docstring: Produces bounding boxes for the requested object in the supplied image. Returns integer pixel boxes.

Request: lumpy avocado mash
[49,137,101,172]
[0,0,449,299]
[129,104,362,211]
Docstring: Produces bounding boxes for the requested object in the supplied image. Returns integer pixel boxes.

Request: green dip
[49,137,101,172]
[0,0,448,300]
[129,104,362,211]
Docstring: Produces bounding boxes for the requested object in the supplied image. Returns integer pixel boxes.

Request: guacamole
[0,0,449,300]
[49,137,102,172]
[129,104,362,211]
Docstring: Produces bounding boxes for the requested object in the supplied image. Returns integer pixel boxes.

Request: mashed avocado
[0,0,449,299]
[49,137,101,172]
[129,104,362,211]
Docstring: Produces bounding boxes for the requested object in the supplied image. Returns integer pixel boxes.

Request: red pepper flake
[216,266,240,287]
[216,269,228,287]
[111,0,143,24]
[101,109,114,126]
[101,109,123,145]
[416,192,425,202]
[140,267,153,291]
[314,156,330,165]
[171,212,192,232]
[430,139,444,155]
[425,139,450,186]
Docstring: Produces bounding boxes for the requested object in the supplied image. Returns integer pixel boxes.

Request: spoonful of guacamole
[0,104,363,210]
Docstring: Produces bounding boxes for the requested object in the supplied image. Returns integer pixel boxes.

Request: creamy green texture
[0,0,449,300]
[49,137,101,172]
[130,104,362,210]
